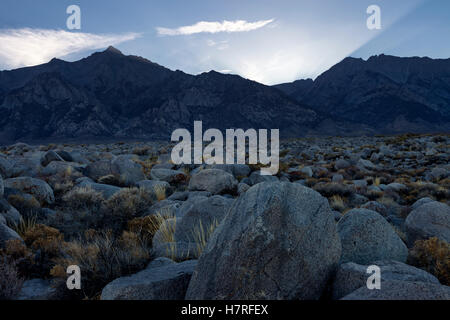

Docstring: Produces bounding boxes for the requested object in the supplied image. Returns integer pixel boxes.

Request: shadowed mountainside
[1,49,450,144]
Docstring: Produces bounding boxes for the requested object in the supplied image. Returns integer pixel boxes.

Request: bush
[51,229,150,299]
[0,257,24,300]
[408,237,450,286]
[7,194,40,218]
[313,182,352,197]
[62,187,104,211]
[19,224,65,278]
[104,187,153,220]
[329,195,346,212]
[127,215,167,246]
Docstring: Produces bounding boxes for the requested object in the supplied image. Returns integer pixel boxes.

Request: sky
[0,0,449,85]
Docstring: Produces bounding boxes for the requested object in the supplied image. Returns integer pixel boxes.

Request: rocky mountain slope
[1,49,450,144]
[275,55,450,134]
[0,47,317,144]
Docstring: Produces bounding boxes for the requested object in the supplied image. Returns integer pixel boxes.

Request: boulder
[209,164,251,178]
[174,196,234,243]
[150,168,187,184]
[237,182,250,195]
[430,167,448,180]
[189,169,238,195]
[247,171,278,186]
[40,161,84,176]
[0,175,3,198]
[300,166,313,178]
[341,280,450,300]
[40,150,64,167]
[357,159,376,171]
[101,259,197,300]
[4,177,55,204]
[405,201,450,245]
[337,209,408,264]
[18,279,57,300]
[110,156,146,186]
[332,174,344,183]
[136,180,171,200]
[0,156,12,178]
[186,182,341,300]
[152,241,199,261]
[84,160,112,181]
[332,260,440,300]
[55,150,74,162]
[8,157,41,178]
[0,198,22,225]
[77,181,121,199]
[411,197,434,211]
[335,159,350,170]
[146,200,181,217]
[361,201,388,217]
[386,183,407,193]
[0,223,22,248]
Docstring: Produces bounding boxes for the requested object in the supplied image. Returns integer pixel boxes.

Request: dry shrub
[132,146,150,156]
[329,195,346,212]
[153,184,167,201]
[313,182,352,197]
[0,257,24,300]
[127,214,170,246]
[104,187,153,219]
[0,239,35,279]
[23,224,64,254]
[62,186,104,211]
[51,229,150,298]
[133,159,154,178]
[7,194,40,218]
[19,224,65,277]
[408,237,450,285]
[97,174,122,186]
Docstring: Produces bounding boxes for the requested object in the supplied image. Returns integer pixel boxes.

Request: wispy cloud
[0,28,140,69]
[157,19,274,36]
[207,39,229,50]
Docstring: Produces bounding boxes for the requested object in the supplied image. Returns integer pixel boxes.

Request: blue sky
[0,0,449,84]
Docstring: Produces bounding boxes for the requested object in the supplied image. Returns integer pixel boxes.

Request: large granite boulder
[186,182,341,300]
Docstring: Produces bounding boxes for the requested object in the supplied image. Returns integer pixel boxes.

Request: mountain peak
[104,46,123,55]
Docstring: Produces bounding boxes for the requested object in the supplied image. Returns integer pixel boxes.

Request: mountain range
[0,47,449,144]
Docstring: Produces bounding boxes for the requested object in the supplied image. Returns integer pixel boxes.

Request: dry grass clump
[0,257,24,300]
[127,211,173,246]
[45,165,83,197]
[22,224,64,258]
[153,184,167,202]
[97,174,122,186]
[313,182,353,197]
[62,187,104,211]
[329,195,346,212]
[4,223,65,278]
[133,159,155,178]
[104,187,153,219]
[132,146,150,156]
[408,237,450,286]
[191,219,219,258]
[406,181,449,203]
[7,194,40,217]
[51,229,150,299]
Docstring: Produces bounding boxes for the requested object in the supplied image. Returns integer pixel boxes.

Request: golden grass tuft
[408,237,450,286]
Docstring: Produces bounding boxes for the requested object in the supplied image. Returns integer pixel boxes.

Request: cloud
[0,28,140,69]
[207,39,229,50]
[157,19,274,36]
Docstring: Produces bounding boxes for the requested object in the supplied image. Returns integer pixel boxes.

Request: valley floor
[0,133,449,300]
